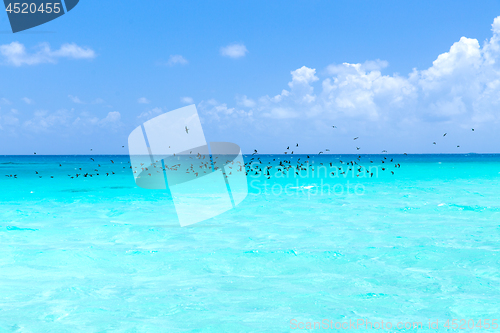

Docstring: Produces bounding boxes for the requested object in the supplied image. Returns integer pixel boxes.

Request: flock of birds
[3,127,475,180]
[244,146,400,179]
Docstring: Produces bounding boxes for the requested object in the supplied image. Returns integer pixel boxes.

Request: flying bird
[185,126,189,134]
[443,133,447,137]
[354,137,359,140]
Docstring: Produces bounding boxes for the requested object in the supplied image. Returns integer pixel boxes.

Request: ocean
[1,154,499,332]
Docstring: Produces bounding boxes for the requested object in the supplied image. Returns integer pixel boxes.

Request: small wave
[60,189,91,193]
[6,226,38,231]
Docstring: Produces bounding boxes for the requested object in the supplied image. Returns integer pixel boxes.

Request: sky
[1,0,500,154]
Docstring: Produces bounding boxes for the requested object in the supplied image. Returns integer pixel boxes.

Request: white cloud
[198,99,252,122]
[210,15,500,127]
[23,109,74,132]
[138,107,163,121]
[137,97,150,104]
[0,108,19,130]
[236,95,256,108]
[99,111,121,127]
[220,43,248,58]
[22,97,32,104]
[181,96,194,104]
[166,54,188,66]
[0,42,95,66]
[22,108,122,132]
[68,95,84,104]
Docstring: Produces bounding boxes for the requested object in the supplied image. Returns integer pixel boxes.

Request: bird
[472,129,475,131]
[185,126,189,134]
[356,147,360,150]
[34,152,36,155]
[443,133,447,137]
[325,149,330,151]
[354,137,359,140]
[382,150,387,153]
[296,143,298,147]
[332,126,337,128]
[457,145,460,148]
[433,142,436,145]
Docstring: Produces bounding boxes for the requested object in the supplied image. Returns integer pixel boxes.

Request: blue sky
[1,0,500,154]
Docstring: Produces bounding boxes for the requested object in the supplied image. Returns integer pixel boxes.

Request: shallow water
[0,154,499,332]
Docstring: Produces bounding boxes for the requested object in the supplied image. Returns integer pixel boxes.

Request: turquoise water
[1,154,499,332]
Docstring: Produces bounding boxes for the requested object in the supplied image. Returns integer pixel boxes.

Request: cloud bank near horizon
[199,16,500,133]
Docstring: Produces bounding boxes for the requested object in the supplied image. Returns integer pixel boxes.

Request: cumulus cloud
[198,99,252,122]
[23,109,74,132]
[220,43,248,58]
[20,108,122,133]
[68,95,84,104]
[0,42,95,66]
[207,16,500,128]
[166,55,188,66]
[181,96,194,104]
[99,111,121,127]
[0,108,19,130]
[137,97,150,104]
[138,107,163,121]
[236,95,256,108]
